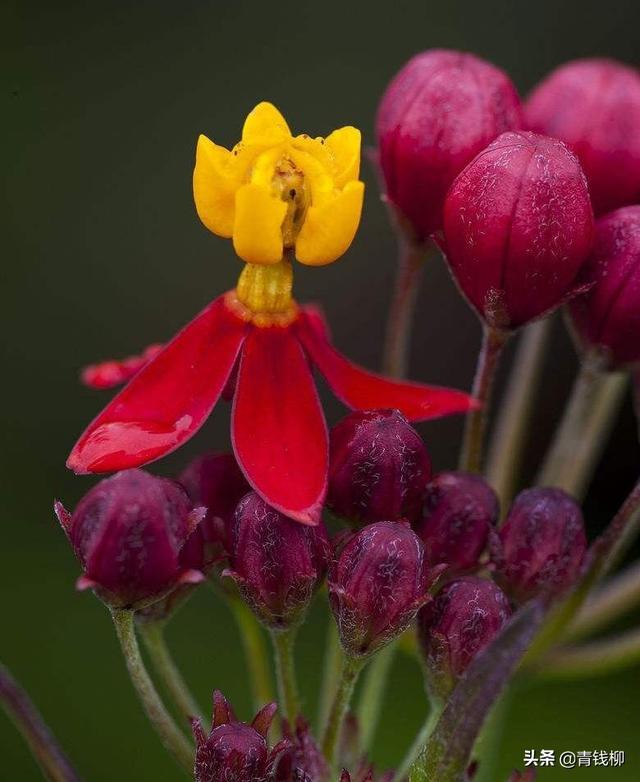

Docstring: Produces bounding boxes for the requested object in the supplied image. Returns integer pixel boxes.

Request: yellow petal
[242,102,291,143]
[292,133,333,172]
[325,126,361,187]
[233,183,287,265]
[295,181,365,266]
[193,134,237,237]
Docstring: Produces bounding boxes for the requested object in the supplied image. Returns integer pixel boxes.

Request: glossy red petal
[296,309,477,422]
[81,344,164,390]
[232,326,328,525]
[68,297,248,473]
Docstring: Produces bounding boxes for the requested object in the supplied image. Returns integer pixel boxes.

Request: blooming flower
[67,105,476,525]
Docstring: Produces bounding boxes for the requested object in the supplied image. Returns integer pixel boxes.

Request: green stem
[321,655,365,767]
[486,318,552,508]
[382,237,429,378]
[140,623,202,724]
[271,628,300,725]
[317,621,343,735]
[394,702,442,782]
[229,598,274,710]
[538,627,640,678]
[357,642,396,751]
[111,610,193,773]
[536,352,627,499]
[459,326,509,473]
[0,662,83,782]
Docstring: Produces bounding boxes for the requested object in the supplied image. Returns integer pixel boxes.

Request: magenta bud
[277,718,329,782]
[415,472,498,573]
[443,131,594,330]
[525,58,640,215]
[508,772,536,782]
[490,488,587,603]
[327,410,432,526]
[376,49,523,241]
[193,690,289,782]
[225,492,330,629]
[417,576,511,700]
[568,205,640,367]
[54,469,206,610]
[329,521,430,657]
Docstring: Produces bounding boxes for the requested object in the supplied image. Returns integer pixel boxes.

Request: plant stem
[229,597,274,710]
[317,621,343,735]
[536,352,627,499]
[383,237,429,378]
[538,627,640,678]
[393,702,442,782]
[270,628,300,726]
[357,642,396,751]
[0,662,83,782]
[472,690,511,782]
[321,655,365,767]
[139,622,202,724]
[111,610,193,773]
[459,326,509,473]
[486,318,552,508]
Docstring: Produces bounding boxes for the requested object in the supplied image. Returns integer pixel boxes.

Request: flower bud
[376,49,523,241]
[417,576,511,700]
[415,472,498,573]
[54,469,206,610]
[568,205,640,368]
[490,488,587,603]
[329,521,430,657]
[277,718,329,782]
[327,410,431,526]
[508,772,536,782]
[443,131,594,330]
[225,492,330,629]
[192,690,289,782]
[525,58,640,215]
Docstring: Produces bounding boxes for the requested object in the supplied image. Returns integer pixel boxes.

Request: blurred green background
[3,0,640,779]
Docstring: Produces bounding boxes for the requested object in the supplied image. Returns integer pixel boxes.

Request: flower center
[233,258,297,325]
[271,157,308,248]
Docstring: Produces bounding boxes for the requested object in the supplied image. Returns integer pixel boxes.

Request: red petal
[296,309,477,421]
[232,326,328,525]
[81,344,164,390]
[68,297,248,473]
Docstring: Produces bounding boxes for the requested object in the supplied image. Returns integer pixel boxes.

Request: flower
[417,576,511,700]
[192,690,289,782]
[327,409,432,526]
[525,58,640,215]
[415,472,497,573]
[277,718,329,782]
[443,131,594,330]
[489,488,587,603]
[194,102,364,267]
[376,49,523,242]
[224,491,330,629]
[54,469,207,610]
[568,205,640,368]
[328,521,431,656]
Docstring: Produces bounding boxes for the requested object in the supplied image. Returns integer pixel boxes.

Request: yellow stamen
[234,259,296,324]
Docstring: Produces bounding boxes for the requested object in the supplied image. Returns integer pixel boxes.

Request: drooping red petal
[81,344,164,389]
[296,309,477,422]
[68,296,248,473]
[231,325,328,525]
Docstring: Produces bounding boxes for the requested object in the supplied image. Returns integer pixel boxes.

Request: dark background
[3,1,640,779]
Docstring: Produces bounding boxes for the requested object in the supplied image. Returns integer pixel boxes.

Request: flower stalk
[321,654,365,767]
[538,627,640,678]
[110,610,193,772]
[393,702,442,782]
[229,597,275,711]
[316,620,343,735]
[271,628,301,726]
[357,642,396,750]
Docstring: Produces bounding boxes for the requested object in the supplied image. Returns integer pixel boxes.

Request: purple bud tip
[329,521,429,657]
[490,488,587,603]
[417,576,511,700]
[226,492,330,629]
[415,471,498,573]
[278,717,329,782]
[56,469,206,610]
[328,409,431,526]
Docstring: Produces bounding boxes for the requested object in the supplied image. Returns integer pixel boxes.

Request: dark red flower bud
[277,718,329,782]
[54,469,206,610]
[489,488,587,603]
[225,492,330,629]
[568,205,640,367]
[417,576,511,700]
[525,58,640,215]
[443,131,594,330]
[415,472,498,573]
[327,410,431,526]
[329,521,430,656]
[192,690,289,782]
[508,772,536,782]
[376,49,523,241]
